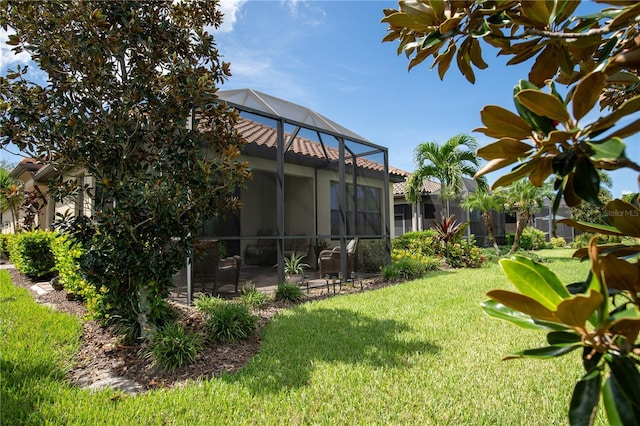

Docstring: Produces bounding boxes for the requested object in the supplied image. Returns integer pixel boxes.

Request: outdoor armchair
[318,238,358,278]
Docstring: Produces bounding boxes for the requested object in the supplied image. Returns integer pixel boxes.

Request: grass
[1,249,609,425]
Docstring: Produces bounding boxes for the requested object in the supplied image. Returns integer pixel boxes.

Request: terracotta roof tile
[236,117,408,178]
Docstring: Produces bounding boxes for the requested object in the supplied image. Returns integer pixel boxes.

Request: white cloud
[215,0,248,33]
[0,28,31,70]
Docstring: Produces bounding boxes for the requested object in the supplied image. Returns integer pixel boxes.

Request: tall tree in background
[382,2,640,423]
[0,1,250,337]
[497,178,551,254]
[406,133,485,216]
[0,167,22,232]
[460,188,503,255]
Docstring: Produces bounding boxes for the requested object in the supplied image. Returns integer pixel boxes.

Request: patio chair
[318,238,358,278]
[244,229,277,266]
[283,235,311,260]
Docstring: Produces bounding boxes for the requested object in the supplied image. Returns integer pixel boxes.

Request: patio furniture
[284,235,311,260]
[215,255,242,294]
[318,238,358,278]
[244,229,277,266]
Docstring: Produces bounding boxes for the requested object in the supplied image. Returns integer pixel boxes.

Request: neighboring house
[393,176,502,246]
[393,174,575,244]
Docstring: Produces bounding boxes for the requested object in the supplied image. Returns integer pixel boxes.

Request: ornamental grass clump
[381,249,441,281]
[196,296,258,343]
[274,283,305,302]
[142,321,202,372]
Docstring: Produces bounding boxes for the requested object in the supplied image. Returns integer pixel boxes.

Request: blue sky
[1,0,639,197]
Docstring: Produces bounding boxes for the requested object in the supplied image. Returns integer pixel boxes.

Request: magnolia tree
[383,1,639,424]
[0,1,250,337]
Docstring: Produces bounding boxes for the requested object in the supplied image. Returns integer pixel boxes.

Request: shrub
[571,232,622,249]
[550,237,566,248]
[8,230,57,279]
[381,249,441,281]
[392,230,438,257]
[239,283,269,308]
[142,321,202,371]
[194,294,226,313]
[522,227,547,250]
[445,238,485,268]
[0,233,12,260]
[274,283,305,302]
[356,239,387,272]
[200,300,258,343]
[50,234,107,317]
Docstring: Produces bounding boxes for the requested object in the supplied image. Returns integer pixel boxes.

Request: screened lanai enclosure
[175,89,407,303]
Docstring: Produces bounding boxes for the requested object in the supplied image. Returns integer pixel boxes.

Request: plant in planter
[283,253,309,284]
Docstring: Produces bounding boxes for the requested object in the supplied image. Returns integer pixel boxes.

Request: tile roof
[236,117,409,178]
[393,178,440,197]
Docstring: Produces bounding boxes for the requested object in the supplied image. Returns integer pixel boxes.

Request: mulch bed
[6,266,391,392]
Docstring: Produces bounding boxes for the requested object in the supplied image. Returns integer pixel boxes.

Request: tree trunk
[482,211,500,256]
[137,282,153,340]
[508,211,529,255]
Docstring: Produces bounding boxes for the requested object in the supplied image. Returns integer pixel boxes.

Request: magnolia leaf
[558,218,623,236]
[492,160,538,189]
[555,290,603,328]
[480,299,560,331]
[516,89,570,124]
[607,356,640,413]
[475,157,519,179]
[499,258,567,310]
[587,95,640,135]
[521,0,551,26]
[456,40,475,84]
[529,157,553,186]
[479,105,532,140]
[529,44,559,87]
[476,138,533,160]
[606,199,640,237]
[608,117,640,140]
[599,254,640,292]
[547,330,582,345]
[563,173,582,207]
[588,137,626,161]
[569,369,602,426]
[541,128,580,146]
[573,158,601,206]
[486,289,558,323]
[573,71,607,121]
[603,374,640,426]
[513,80,557,135]
[572,244,640,259]
[469,38,488,69]
[509,344,580,360]
[512,255,570,298]
[436,42,456,80]
[609,316,640,344]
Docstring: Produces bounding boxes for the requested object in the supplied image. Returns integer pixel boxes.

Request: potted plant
[283,252,309,284]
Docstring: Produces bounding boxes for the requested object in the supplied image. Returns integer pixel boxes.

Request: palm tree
[498,178,552,255]
[0,168,23,232]
[406,134,486,216]
[460,188,503,255]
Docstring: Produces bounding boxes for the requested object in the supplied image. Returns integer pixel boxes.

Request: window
[330,182,381,236]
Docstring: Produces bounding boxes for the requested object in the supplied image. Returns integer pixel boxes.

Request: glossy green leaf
[573,157,601,206]
[481,299,560,331]
[515,255,571,298]
[516,89,570,124]
[555,290,603,328]
[547,331,582,345]
[606,199,640,237]
[513,80,556,135]
[500,257,568,309]
[603,373,640,426]
[607,355,640,410]
[573,70,607,121]
[509,343,581,360]
[558,218,623,236]
[486,290,558,323]
[588,137,626,161]
[476,138,533,160]
[569,369,602,426]
[479,105,532,140]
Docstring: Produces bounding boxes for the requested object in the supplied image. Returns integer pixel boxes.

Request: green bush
[445,238,485,268]
[239,283,269,308]
[550,237,566,248]
[198,299,258,343]
[141,321,202,371]
[0,233,12,259]
[50,234,107,318]
[382,249,441,281]
[392,230,438,257]
[506,227,547,251]
[8,230,57,279]
[356,239,387,272]
[571,232,622,249]
[274,282,305,302]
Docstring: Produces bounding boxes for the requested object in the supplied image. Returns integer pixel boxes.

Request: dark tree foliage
[0,0,250,336]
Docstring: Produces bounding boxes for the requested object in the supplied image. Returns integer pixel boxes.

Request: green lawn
[1,249,608,425]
